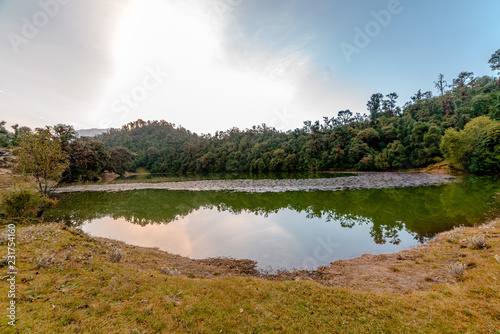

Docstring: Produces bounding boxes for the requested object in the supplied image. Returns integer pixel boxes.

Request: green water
[92,172,357,184]
[46,175,500,272]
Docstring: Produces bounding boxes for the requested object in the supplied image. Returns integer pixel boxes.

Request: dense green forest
[93,69,500,174]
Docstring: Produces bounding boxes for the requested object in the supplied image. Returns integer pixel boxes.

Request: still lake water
[47,174,500,272]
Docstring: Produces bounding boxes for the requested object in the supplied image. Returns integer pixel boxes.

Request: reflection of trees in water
[46,176,499,245]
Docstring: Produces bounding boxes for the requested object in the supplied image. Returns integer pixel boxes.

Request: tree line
[94,62,500,174]
[10,125,133,188]
[2,49,500,178]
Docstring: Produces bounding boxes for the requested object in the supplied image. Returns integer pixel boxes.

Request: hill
[97,73,500,174]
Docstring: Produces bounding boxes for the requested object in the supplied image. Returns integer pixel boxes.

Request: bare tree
[434,74,447,96]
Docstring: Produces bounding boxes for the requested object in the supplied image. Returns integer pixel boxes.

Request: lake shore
[2,217,499,332]
[2,169,500,332]
[43,218,499,294]
[55,172,456,193]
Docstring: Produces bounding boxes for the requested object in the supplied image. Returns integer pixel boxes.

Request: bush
[448,262,466,277]
[1,188,57,218]
[468,236,487,249]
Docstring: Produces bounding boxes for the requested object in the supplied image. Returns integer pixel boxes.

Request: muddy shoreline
[56,172,456,193]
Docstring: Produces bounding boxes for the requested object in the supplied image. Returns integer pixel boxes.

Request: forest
[92,70,500,175]
[1,50,500,178]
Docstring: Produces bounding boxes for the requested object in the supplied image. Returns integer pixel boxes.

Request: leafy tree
[53,123,77,149]
[356,128,379,146]
[64,138,111,181]
[382,93,399,117]
[440,116,499,171]
[0,121,9,147]
[411,89,424,103]
[15,128,69,195]
[367,93,383,122]
[489,48,500,87]
[337,109,353,126]
[109,147,134,175]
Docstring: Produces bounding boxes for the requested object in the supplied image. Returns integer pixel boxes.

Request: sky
[0,0,499,135]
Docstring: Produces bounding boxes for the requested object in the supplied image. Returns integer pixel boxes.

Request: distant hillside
[97,73,500,174]
[76,128,108,138]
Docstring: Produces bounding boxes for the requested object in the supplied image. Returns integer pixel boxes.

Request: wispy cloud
[0,0,499,132]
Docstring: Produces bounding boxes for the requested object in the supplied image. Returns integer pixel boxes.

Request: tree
[109,147,133,175]
[453,71,475,97]
[15,128,69,196]
[10,125,31,147]
[53,124,77,147]
[411,89,424,103]
[0,121,9,147]
[434,74,447,96]
[337,109,353,126]
[489,49,500,87]
[64,137,111,181]
[367,93,383,122]
[382,93,399,117]
[440,116,499,171]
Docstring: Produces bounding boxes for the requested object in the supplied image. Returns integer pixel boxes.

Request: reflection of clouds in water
[82,216,194,255]
[51,176,497,271]
[81,208,420,272]
[181,209,304,270]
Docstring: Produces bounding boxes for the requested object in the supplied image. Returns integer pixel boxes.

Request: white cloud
[92,0,313,134]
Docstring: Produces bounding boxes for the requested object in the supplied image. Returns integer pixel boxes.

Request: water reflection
[46,175,500,271]
[80,209,419,271]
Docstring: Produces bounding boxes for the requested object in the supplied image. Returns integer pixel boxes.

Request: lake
[47,173,500,272]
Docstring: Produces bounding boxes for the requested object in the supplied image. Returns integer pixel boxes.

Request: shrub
[110,248,122,263]
[160,267,181,276]
[468,236,487,249]
[1,188,57,218]
[448,262,467,277]
[35,251,57,268]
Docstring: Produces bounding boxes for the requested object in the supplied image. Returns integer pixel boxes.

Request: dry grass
[0,219,499,333]
[468,235,488,249]
[447,262,466,277]
[159,267,181,276]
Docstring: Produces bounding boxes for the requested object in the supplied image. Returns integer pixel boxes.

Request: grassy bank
[0,218,499,333]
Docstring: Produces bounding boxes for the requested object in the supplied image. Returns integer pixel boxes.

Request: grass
[0,219,499,333]
[0,171,499,332]
[468,235,488,249]
[447,262,466,277]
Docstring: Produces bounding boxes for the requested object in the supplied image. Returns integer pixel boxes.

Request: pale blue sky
[0,0,499,134]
